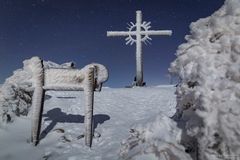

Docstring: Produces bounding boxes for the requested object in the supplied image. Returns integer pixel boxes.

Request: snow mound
[119,113,192,160]
[169,0,240,159]
[0,57,75,124]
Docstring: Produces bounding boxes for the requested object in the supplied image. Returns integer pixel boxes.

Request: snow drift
[119,113,192,160]
[169,0,240,159]
[0,57,75,124]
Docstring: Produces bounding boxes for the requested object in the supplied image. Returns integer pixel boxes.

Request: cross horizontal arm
[107,31,135,37]
[141,30,172,36]
[107,30,172,37]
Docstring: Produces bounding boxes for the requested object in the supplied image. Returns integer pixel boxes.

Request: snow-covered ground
[0,86,176,160]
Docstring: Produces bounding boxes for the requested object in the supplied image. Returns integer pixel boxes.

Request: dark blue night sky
[0,0,224,87]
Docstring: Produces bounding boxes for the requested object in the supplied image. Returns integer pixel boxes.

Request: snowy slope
[0,86,176,160]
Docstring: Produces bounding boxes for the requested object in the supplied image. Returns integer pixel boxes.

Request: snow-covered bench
[30,57,108,147]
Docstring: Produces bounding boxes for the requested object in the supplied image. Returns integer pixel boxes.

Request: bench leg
[84,66,95,147]
[31,58,44,146]
[31,87,45,145]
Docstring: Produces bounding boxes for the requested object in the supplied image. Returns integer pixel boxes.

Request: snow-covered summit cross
[107,10,172,86]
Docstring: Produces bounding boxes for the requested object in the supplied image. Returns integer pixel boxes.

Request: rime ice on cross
[107,10,172,86]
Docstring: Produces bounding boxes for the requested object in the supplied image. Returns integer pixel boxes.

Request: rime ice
[169,0,240,159]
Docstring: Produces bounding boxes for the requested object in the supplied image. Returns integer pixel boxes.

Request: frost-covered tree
[169,0,240,159]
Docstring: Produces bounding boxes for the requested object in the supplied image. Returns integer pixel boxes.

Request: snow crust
[44,69,85,87]
[169,0,240,159]
[44,63,108,90]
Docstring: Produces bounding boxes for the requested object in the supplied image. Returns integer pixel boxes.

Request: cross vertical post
[136,11,143,86]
